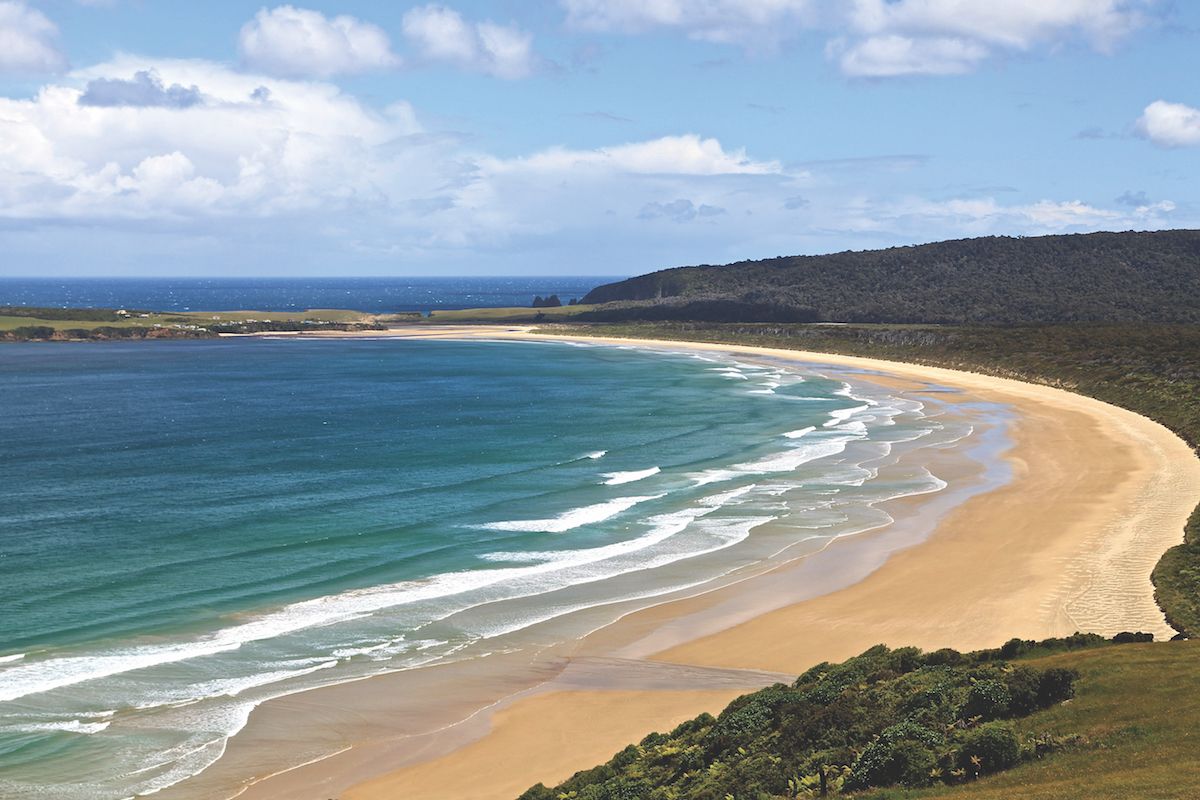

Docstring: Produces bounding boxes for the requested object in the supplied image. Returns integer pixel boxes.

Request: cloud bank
[562,0,1153,76]
[0,51,1185,273]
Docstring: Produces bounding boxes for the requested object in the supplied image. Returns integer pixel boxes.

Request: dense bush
[514,637,1123,800]
[957,722,1021,776]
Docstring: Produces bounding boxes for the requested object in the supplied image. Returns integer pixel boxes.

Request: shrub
[1037,668,1080,706]
[849,721,943,789]
[516,783,556,800]
[961,680,1011,721]
[958,722,1021,775]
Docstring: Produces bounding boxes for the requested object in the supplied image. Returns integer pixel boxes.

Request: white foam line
[692,437,854,487]
[472,515,777,640]
[0,487,704,704]
[602,467,661,485]
[823,403,872,427]
[10,720,112,735]
[479,494,663,533]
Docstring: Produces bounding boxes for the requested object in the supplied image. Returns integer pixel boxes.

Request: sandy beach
[215,327,1200,800]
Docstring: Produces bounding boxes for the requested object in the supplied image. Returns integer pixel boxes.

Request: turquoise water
[0,336,979,798]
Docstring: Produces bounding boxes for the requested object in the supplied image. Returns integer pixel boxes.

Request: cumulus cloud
[0,1,69,75]
[0,58,429,221]
[1135,100,1200,147]
[79,70,203,108]
[402,4,537,80]
[0,61,771,259]
[239,5,400,78]
[561,0,1152,75]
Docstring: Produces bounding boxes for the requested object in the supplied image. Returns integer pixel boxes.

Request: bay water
[0,297,1001,798]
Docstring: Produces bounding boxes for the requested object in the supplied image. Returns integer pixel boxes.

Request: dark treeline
[579,230,1200,324]
[2,325,214,342]
[2,319,386,341]
[202,320,386,334]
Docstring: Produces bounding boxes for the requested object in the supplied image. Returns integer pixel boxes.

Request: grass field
[855,640,1200,800]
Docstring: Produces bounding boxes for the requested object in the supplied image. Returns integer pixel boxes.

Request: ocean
[0,277,612,314]
[0,281,1005,799]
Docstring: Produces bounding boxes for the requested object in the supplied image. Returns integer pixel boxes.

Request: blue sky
[0,0,1197,277]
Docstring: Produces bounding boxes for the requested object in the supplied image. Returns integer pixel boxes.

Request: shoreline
[187,327,1200,800]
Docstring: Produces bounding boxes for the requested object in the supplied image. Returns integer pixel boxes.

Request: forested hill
[579,230,1200,324]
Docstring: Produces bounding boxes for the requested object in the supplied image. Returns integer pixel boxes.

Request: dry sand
[228,328,1200,800]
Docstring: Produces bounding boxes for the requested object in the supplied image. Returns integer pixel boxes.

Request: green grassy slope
[854,641,1200,800]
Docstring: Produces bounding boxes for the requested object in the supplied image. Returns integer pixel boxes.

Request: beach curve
[219,327,1200,800]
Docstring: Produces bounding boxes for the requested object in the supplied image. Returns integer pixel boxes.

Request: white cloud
[402,4,537,80]
[846,0,1145,52]
[561,0,1152,75]
[490,135,781,175]
[1135,100,1200,148]
[0,58,1188,275]
[0,1,68,75]
[836,0,1148,76]
[831,34,989,76]
[0,58,429,221]
[0,62,770,257]
[238,6,400,78]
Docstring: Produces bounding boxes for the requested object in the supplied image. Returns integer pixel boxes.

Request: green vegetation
[579,230,1200,325]
[1152,506,1200,638]
[518,635,1199,800]
[540,320,1200,638]
[3,324,214,341]
[0,307,385,340]
[424,304,596,323]
[0,306,154,322]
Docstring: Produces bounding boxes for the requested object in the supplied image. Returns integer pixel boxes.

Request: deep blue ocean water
[0,277,614,314]
[0,281,991,799]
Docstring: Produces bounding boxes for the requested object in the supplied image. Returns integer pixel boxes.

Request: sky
[0,1,1197,277]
